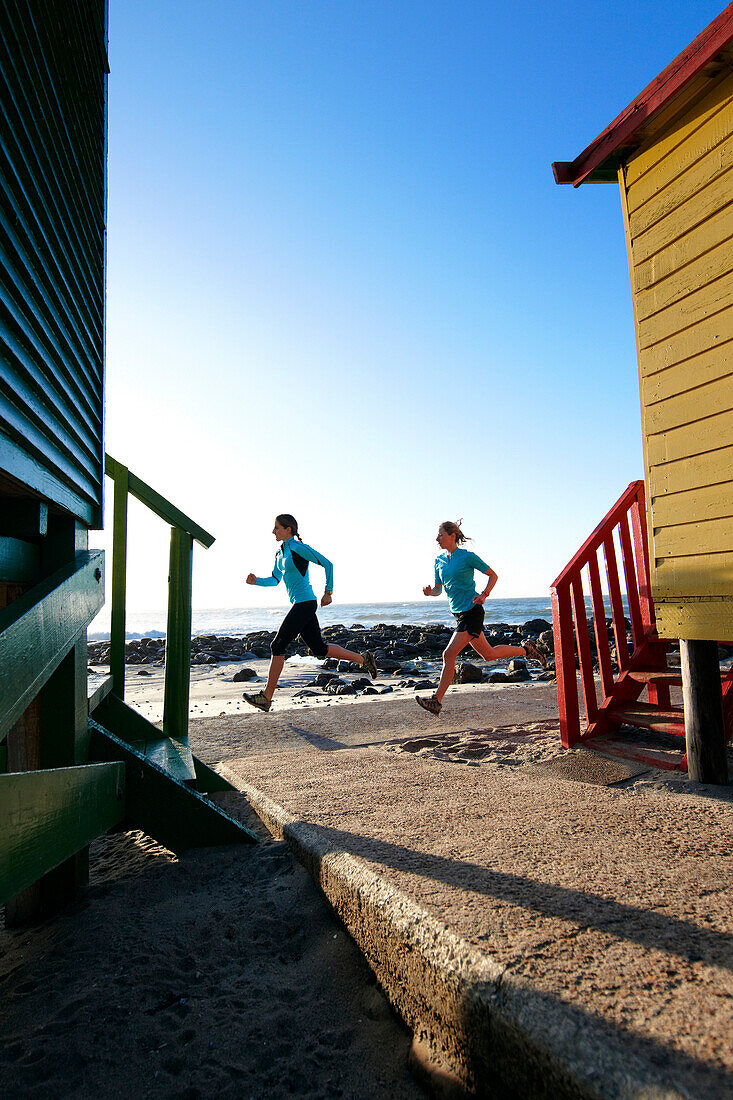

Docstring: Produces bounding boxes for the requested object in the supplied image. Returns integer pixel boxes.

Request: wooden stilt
[680,639,728,785]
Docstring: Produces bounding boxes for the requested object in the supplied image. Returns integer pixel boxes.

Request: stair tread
[626,669,682,684]
[612,701,684,720]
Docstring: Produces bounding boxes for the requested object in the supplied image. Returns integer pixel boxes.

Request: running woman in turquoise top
[416,520,546,716]
[243,514,377,712]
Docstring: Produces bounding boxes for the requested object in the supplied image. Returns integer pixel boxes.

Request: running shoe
[362,651,378,679]
[243,690,272,712]
[522,640,548,669]
[416,695,442,717]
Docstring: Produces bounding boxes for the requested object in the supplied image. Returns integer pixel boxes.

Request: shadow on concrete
[295,821,733,972]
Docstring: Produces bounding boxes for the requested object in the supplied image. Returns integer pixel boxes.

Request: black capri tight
[270,600,329,659]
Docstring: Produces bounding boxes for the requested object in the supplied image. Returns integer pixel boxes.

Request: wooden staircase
[551,481,733,771]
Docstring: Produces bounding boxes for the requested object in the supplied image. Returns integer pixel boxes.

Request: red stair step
[608,701,685,737]
[626,669,682,686]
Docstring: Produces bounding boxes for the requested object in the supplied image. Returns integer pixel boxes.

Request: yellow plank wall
[620,66,733,639]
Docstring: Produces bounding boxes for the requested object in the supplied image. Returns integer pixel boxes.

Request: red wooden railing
[550,481,667,748]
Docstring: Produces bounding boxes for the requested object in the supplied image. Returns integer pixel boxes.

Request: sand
[0,827,423,1099]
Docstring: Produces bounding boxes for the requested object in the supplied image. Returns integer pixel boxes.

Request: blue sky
[96,1,726,613]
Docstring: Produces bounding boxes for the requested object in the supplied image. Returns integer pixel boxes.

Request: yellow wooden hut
[554,6,733,643]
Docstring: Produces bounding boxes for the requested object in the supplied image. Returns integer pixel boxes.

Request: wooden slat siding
[657,599,733,639]
[655,516,733,558]
[642,343,732,403]
[625,74,733,197]
[647,408,733,466]
[645,371,733,433]
[637,271,733,350]
[626,79,733,220]
[650,444,733,497]
[654,554,733,597]
[634,205,733,295]
[630,169,733,267]
[0,0,107,524]
[636,237,733,323]
[653,482,733,528]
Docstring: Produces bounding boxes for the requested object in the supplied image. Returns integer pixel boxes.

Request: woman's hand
[423,585,433,597]
[321,592,333,607]
[473,593,486,606]
[245,573,257,585]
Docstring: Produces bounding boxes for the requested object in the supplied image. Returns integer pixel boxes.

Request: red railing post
[552,582,580,747]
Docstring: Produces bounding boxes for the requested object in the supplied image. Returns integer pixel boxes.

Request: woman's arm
[247,557,282,587]
[473,568,498,605]
[295,541,334,595]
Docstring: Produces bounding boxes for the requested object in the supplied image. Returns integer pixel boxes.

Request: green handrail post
[107,456,129,699]
[163,527,194,742]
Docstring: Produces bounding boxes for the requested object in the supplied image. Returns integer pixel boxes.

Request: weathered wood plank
[650,444,733,496]
[87,672,113,713]
[629,137,733,243]
[641,342,732,401]
[647,407,733,465]
[654,514,733,558]
[638,268,733,350]
[636,235,733,323]
[631,167,733,266]
[680,639,728,784]
[145,737,197,786]
[656,598,733,640]
[0,762,124,906]
[653,554,733,598]
[645,372,733,434]
[634,202,733,294]
[0,550,104,740]
[109,460,128,698]
[652,481,733,528]
[638,302,733,376]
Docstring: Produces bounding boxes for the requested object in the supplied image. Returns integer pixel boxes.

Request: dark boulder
[455,662,483,684]
[232,667,258,682]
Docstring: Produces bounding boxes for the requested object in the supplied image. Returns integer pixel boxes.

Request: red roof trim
[553,4,733,186]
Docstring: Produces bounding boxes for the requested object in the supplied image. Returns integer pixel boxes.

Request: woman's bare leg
[326,643,365,666]
[435,631,471,703]
[264,655,286,699]
[469,633,526,662]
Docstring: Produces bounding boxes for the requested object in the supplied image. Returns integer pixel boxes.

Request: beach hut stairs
[551,480,733,772]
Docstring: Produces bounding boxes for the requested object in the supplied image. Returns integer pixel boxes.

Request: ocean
[88,597,555,641]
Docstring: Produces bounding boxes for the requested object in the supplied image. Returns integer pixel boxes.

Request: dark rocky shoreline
[87,618,557,682]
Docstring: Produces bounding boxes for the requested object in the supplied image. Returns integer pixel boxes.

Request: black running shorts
[270,599,329,658]
[453,603,484,638]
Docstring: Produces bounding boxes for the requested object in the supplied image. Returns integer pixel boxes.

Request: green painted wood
[89,720,257,850]
[0,762,124,905]
[87,672,113,713]
[0,550,104,740]
[109,460,128,698]
[105,454,214,548]
[193,757,237,793]
[0,0,107,523]
[163,527,193,744]
[0,745,7,773]
[145,738,197,786]
[0,501,48,538]
[0,536,40,584]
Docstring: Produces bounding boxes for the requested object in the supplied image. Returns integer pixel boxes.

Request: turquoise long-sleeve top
[434,548,491,614]
[254,537,334,605]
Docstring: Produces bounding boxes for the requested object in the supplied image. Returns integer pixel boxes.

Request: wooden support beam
[105,455,214,548]
[0,501,48,538]
[680,640,729,784]
[109,460,128,699]
[0,763,125,906]
[0,550,104,741]
[89,720,257,850]
[163,527,193,744]
[0,537,40,584]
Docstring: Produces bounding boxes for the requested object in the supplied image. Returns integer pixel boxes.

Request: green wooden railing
[105,455,215,744]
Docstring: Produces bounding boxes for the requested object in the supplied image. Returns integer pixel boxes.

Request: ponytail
[440,519,469,544]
